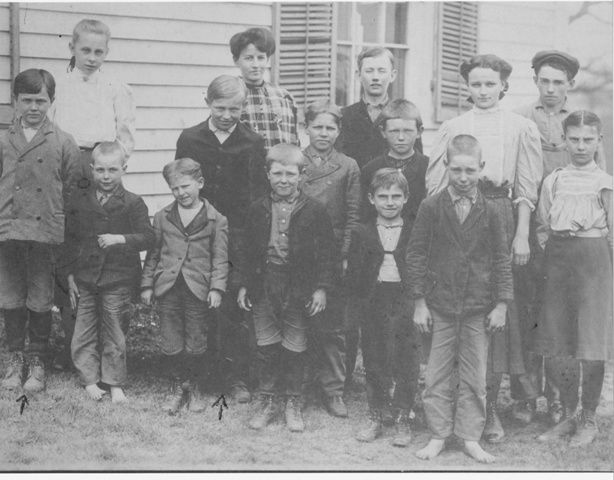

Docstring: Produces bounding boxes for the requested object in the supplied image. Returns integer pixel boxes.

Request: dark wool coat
[336,100,424,169]
[405,189,513,316]
[237,192,335,303]
[345,220,414,300]
[175,119,268,230]
[63,184,154,289]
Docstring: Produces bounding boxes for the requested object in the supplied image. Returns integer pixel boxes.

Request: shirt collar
[448,185,478,204]
[387,152,414,168]
[20,120,41,132]
[70,68,100,83]
[304,145,334,164]
[208,118,237,135]
[271,190,300,204]
[376,219,404,229]
[568,161,599,172]
[96,184,121,200]
[362,94,389,109]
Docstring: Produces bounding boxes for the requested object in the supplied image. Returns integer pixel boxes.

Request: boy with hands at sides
[141,158,228,415]
[407,135,513,463]
[64,142,154,403]
[237,144,335,433]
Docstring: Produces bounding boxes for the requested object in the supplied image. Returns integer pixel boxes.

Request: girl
[535,110,612,447]
[50,18,136,372]
[300,99,361,418]
[426,54,543,443]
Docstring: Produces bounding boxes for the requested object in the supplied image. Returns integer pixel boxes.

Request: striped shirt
[536,162,613,248]
[240,80,298,152]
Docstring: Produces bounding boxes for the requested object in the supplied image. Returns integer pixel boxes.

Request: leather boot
[537,406,578,442]
[187,380,207,413]
[162,378,188,415]
[570,409,598,447]
[483,400,505,443]
[391,409,412,447]
[285,395,305,432]
[23,355,46,393]
[511,399,536,425]
[1,351,25,390]
[248,394,278,430]
[356,408,383,442]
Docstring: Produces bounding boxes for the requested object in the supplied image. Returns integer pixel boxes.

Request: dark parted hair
[562,110,603,135]
[445,134,483,165]
[229,27,276,61]
[13,69,56,102]
[206,75,246,102]
[304,98,342,127]
[163,158,204,184]
[379,99,423,131]
[460,54,513,100]
[369,167,409,197]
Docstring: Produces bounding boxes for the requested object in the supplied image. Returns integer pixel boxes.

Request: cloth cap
[532,50,580,78]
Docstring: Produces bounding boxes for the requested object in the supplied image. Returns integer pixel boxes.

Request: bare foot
[85,384,106,401]
[415,438,446,460]
[111,386,127,404]
[463,440,495,464]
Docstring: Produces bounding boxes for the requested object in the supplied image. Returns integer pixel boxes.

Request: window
[335,2,409,107]
[434,2,479,121]
[275,3,335,112]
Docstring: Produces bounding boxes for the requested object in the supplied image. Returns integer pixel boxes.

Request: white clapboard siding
[15,2,273,209]
[0,3,11,128]
[479,2,558,103]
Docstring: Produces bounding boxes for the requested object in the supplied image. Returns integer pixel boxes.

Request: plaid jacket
[240,80,299,151]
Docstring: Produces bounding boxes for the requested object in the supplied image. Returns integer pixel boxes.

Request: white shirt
[178,201,203,228]
[50,69,135,156]
[209,118,236,144]
[376,222,403,282]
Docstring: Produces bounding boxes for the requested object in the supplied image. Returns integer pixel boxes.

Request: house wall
[15,2,273,214]
[0,3,11,127]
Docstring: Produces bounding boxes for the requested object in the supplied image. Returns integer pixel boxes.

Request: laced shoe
[1,352,25,390]
[391,409,412,447]
[537,407,577,442]
[325,395,348,418]
[356,408,383,442]
[162,379,188,415]
[23,356,46,393]
[511,400,536,425]
[248,394,278,430]
[285,395,305,432]
[483,401,505,443]
[570,410,598,447]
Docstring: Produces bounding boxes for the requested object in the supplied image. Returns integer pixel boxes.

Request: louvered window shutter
[435,2,479,122]
[276,3,335,112]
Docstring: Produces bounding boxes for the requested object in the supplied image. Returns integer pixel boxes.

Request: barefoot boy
[65,142,154,403]
[237,144,335,432]
[407,135,513,463]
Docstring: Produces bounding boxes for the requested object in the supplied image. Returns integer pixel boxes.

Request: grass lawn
[0,312,612,471]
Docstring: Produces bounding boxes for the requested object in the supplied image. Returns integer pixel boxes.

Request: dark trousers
[3,308,51,357]
[549,359,604,413]
[256,343,304,397]
[307,286,346,397]
[218,284,253,388]
[71,283,132,386]
[361,282,419,411]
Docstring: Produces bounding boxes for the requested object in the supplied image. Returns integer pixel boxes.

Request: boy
[301,99,361,417]
[346,168,419,447]
[229,27,298,151]
[337,47,423,169]
[49,18,136,372]
[65,142,154,403]
[175,75,267,402]
[0,68,80,393]
[512,51,604,425]
[141,158,228,414]
[407,135,513,463]
[361,99,428,222]
[237,144,335,432]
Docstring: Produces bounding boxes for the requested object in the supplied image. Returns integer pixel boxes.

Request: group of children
[0,18,611,464]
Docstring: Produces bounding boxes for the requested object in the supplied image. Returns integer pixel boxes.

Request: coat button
[15,186,20,190]
[37,188,42,192]
[38,158,43,163]
[36,216,41,220]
